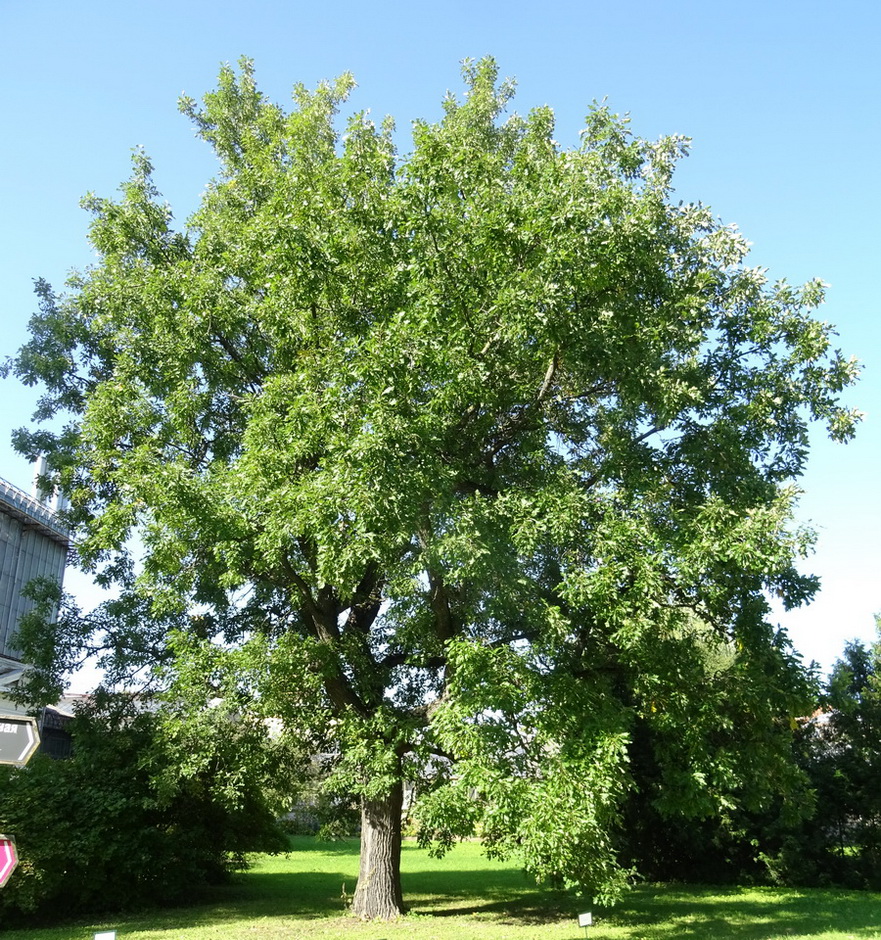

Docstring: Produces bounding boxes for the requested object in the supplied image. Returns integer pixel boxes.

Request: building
[0,463,70,707]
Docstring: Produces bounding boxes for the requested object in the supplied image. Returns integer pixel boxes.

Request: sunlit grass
[1,838,879,939]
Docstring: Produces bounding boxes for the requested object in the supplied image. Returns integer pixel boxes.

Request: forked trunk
[351,781,405,919]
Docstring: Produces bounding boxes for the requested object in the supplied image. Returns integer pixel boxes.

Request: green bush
[0,698,291,924]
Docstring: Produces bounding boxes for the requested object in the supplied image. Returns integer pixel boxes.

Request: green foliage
[5,56,860,908]
[0,696,294,923]
[616,615,817,885]
[769,626,881,889]
[617,624,881,891]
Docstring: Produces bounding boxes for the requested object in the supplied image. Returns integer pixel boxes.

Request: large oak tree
[7,58,860,917]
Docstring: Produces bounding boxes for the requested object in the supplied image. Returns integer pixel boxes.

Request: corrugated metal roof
[0,476,70,547]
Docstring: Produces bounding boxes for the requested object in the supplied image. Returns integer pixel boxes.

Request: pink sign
[0,836,17,887]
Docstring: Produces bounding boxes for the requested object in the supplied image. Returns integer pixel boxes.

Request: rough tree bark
[351,781,405,919]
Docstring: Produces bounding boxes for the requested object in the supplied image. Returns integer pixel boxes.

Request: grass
[1,838,880,939]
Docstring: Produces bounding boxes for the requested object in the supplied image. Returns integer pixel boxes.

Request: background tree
[821,637,881,876]
[769,628,881,889]
[613,612,822,885]
[5,57,860,917]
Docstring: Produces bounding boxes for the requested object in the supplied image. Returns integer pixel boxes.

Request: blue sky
[1,0,878,674]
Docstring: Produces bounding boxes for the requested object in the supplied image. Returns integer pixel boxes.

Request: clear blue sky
[1,0,878,674]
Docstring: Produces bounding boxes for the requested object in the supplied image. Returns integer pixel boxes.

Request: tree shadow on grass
[158,864,561,932]
[415,896,577,926]
[0,871,357,940]
[209,869,354,919]
[595,885,881,939]
[403,867,578,924]
[402,876,881,937]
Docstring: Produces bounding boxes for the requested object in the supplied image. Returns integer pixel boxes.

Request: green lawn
[2,838,880,939]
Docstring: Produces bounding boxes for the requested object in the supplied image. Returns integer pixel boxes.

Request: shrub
[0,697,292,924]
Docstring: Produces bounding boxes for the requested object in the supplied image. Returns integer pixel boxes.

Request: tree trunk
[351,781,406,919]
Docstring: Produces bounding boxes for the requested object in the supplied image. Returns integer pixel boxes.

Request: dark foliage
[619,629,881,892]
[0,697,290,924]
[770,635,881,889]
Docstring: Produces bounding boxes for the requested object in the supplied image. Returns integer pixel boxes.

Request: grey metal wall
[0,478,69,661]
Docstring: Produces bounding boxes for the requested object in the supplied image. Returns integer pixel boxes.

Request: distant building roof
[0,475,70,547]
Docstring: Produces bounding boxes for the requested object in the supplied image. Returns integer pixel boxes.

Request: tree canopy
[6,57,860,917]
